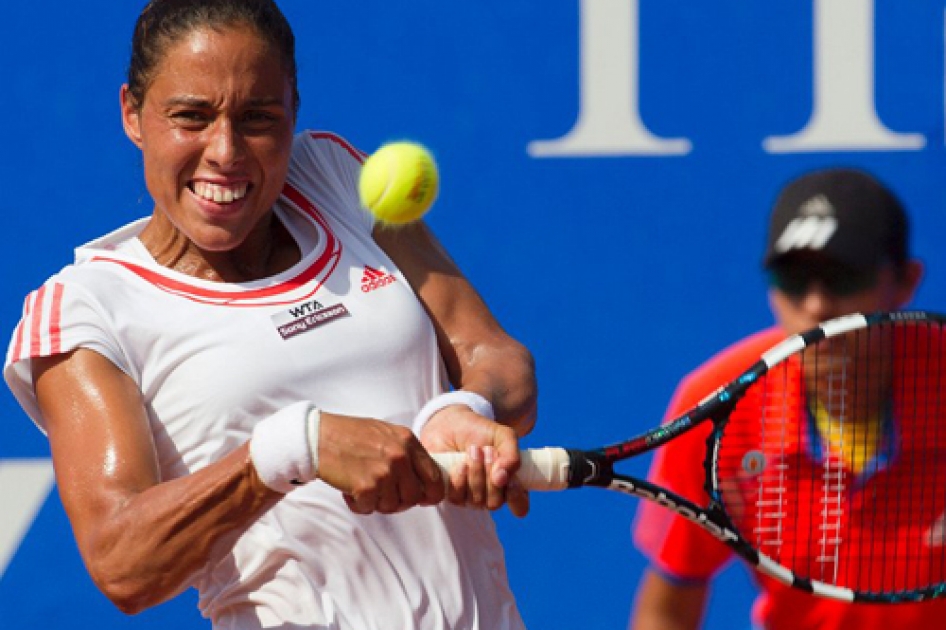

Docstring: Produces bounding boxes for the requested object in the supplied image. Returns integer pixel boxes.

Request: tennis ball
[359,142,439,225]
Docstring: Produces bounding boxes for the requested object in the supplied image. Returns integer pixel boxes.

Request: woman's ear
[120,84,144,149]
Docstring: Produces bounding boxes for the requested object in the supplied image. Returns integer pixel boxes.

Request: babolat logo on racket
[272,299,351,340]
[629,484,739,544]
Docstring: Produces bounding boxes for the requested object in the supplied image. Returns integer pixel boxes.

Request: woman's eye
[172,111,209,126]
[242,111,279,129]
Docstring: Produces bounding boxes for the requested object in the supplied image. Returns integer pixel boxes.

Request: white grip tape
[431,447,571,491]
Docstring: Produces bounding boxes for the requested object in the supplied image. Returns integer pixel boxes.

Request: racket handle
[430,447,571,491]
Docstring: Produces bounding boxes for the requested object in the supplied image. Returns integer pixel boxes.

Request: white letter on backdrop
[764,0,924,152]
[0,459,55,579]
[528,0,691,157]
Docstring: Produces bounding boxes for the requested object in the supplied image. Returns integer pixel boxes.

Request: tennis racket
[433,311,946,603]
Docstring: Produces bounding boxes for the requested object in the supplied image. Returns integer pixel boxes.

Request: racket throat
[567,450,613,488]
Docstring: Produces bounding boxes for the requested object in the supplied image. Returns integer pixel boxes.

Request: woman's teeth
[192,181,249,204]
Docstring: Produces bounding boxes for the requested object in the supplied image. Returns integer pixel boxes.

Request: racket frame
[565,311,946,603]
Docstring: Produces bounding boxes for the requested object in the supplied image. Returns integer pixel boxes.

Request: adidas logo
[361,265,396,293]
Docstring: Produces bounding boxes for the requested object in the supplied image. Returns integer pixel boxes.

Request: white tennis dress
[4,131,526,630]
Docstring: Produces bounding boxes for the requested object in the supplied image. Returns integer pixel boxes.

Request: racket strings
[715,318,946,596]
[751,367,790,552]
[814,344,847,585]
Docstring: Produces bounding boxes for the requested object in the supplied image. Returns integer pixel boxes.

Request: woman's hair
[127,0,300,113]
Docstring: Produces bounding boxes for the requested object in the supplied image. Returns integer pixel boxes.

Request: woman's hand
[419,406,530,517]
[317,414,446,514]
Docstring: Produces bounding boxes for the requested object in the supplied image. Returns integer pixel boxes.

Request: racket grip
[430,447,571,491]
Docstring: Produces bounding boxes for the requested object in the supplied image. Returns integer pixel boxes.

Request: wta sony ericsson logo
[774,195,839,254]
[272,298,351,340]
[361,265,396,293]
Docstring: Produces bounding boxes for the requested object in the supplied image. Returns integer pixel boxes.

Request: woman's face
[121,25,296,253]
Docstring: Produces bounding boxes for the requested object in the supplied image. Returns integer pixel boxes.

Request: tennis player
[628,168,946,630]
[3,1,536,628]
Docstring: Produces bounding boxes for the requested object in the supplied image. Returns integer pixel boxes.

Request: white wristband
[250,401,321,493]
[412,390,495,437]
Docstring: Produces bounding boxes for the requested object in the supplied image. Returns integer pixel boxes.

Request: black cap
[763,168,909,270]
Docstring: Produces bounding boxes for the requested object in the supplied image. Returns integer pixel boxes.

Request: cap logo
[774,194,838,253]
[798,194,835,218]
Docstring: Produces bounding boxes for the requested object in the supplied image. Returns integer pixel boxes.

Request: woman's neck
[139,210,300,283]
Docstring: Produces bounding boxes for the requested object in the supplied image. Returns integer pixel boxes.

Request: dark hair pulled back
[127,0,299,112]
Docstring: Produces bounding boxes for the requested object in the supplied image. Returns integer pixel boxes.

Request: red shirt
[633,326,946,629]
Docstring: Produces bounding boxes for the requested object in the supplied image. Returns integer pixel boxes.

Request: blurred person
[3,1,537,628]
[627,167,946,630]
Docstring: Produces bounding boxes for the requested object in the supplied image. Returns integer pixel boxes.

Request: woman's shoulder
[284,130,373,230]
[290,130,366,171]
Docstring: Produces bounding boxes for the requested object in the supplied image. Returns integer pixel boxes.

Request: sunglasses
[767,264,879,297]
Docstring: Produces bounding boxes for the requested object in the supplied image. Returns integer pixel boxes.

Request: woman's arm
[375,221,538,515]
[33,347,443,613]
[374,221,537,434]
[33,348,277,613]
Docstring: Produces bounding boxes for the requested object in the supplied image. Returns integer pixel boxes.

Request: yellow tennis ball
[359,142,439,225]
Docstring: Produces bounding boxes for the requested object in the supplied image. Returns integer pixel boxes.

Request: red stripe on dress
[88,184,341,307]
[29,287,46,357]
[11,292,32,361]
[308,131,367,164]
[48,283,64,355]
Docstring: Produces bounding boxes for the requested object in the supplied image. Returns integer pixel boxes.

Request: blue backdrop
[2,1,945,628]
